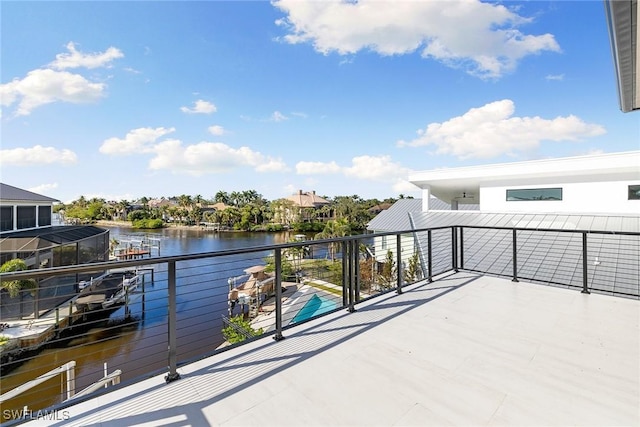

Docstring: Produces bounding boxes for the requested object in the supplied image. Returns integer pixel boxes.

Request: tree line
[56,190,412,233]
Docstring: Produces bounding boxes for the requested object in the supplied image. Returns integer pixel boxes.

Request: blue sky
[1,1,638,204]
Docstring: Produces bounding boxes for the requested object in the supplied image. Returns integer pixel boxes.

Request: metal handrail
[0,224,637,423]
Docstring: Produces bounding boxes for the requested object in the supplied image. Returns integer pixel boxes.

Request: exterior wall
[480,180,640,214]
[372,234,416,264]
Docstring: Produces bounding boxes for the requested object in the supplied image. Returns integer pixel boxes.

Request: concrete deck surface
[19,272,640,426]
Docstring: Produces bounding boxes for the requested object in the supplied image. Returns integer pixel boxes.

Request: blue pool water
[292,294,337,323]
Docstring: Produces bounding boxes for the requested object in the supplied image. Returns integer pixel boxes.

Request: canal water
[1,226,304,420]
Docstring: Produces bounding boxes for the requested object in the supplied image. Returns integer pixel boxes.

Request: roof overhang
[605,0,639,112]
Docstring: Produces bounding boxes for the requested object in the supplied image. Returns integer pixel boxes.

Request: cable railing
[0,225,638,423]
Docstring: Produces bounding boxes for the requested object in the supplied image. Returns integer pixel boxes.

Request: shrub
[222,316,263,344]
[132,219,163,229]
[0,259,36,298]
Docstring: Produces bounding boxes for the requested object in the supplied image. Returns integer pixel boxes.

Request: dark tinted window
[0,206,13,232]
[38,206,52,226]
[17,206,37,229]
[506,188,562,201]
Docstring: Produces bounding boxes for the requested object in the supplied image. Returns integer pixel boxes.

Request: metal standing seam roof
[408,211,640,233]
[366,198,480,232]
[367,199,640,234]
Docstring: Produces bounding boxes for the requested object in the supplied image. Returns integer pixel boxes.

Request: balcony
[1,225,638,426]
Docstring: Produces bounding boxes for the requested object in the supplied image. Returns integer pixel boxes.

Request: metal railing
[0,225,638,423]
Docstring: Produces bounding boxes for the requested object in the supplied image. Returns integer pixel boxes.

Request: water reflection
[1,227,300,421]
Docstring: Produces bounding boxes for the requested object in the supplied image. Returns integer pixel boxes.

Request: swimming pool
[292,294,337,323]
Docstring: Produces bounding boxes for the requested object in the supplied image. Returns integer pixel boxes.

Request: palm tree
[214,191,230,205]
[315,218,351,260]
[177,194,193,210]
[189,206,203,225]
[229,191,241,207]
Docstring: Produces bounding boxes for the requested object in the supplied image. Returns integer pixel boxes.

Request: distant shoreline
[94,220,223,231]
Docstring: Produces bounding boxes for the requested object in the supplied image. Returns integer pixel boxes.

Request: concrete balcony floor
[22,272,639,426]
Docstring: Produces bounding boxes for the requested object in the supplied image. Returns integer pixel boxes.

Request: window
[506,188,562,201]
[16,206,36,229]
[0,206,13,232]
[38,206,52,226]
[629,185,640,200]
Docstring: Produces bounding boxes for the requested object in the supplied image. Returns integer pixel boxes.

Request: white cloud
[0,145,78,166]
[0,69,106,116]
[180,99,217,114]
[208,125,225,136]
[270,111,288,122]
[296,155,412,189]
[392,179,420,195]
[149,141,288,175]
[100,127,176,155]
[546,73,565,81]
[49,42,124,70]
[273,0,560,79]
[28,183,59,195]
[344,155,409,180]
[296,161,342,175]
[397,99,606,159]
[100,126,287,175]
[0,42,121,116]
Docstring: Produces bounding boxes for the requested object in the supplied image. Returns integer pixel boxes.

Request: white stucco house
[367,152,640,296]
[410,151,640,215]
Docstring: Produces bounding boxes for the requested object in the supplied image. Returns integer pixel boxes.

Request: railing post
[459,227,464,270]
[512,229,519,283]
[66,361,76,400]
[396,234,403,294]
[582,232,590,294]
[342,241,348,307]
[165,261,180,383]
[452,227,458,272]
[273,248,285,341]
[354,238,361,301]
[427,229,433,283]
[347,240,356,313]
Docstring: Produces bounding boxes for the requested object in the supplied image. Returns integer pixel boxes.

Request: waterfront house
[0,183,110,320]
[409,151,640,214]
[273,190,332,225]
[368,151,640,296]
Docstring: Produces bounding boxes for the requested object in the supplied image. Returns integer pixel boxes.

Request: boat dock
[0,270,151,374]
[111,237,161,260]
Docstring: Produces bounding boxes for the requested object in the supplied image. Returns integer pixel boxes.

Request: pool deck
[17,271,640,426]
